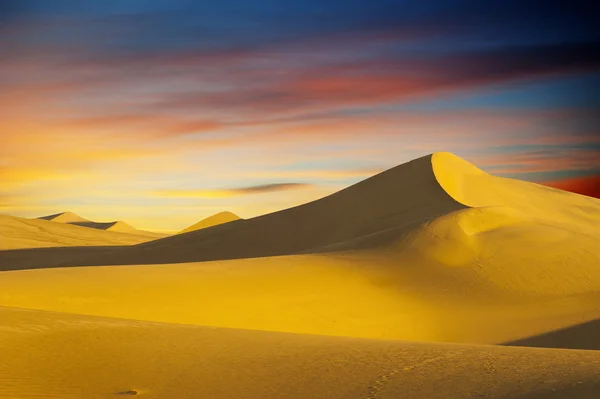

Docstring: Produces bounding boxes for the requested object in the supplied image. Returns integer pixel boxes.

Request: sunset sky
[2,0,599,232]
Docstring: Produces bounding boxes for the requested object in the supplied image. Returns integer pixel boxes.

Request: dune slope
[1,240,599,345]
[179,211,241,233]
[1,306,600,399]
[31,152,599,269]
[37,212,167,239]
[1,152,598,346]
[0,215,158,250]
[53,154,468,266]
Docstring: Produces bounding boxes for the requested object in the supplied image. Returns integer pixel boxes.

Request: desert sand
[179,210,241,233]
[1,152,599,398]
[0,214,161,250]
[2,306,600,399]
[38,211,167,239]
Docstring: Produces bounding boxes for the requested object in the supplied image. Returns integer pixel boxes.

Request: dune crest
[432,151,600,232]
[38,211,91,224]
[179,211,241,234]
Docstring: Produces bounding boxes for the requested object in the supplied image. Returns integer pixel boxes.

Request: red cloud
[542,175,600,199]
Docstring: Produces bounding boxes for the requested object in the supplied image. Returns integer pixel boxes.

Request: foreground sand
[1,251,599,345]
[1,306,600,399]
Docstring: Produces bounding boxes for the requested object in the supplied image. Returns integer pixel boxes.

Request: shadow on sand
[0,246,124,272]
[504,318,600,351]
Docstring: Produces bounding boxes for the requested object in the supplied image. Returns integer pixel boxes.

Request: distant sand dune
[0,215,158,250]
[179,211,241,234]
[1,307,600,399]
[37,211,167,239]
[38,211,91,224]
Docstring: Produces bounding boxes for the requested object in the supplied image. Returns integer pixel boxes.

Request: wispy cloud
[155,183,313,199]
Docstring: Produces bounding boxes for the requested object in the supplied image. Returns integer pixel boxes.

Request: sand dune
[179,211,241,233]
[47,153,469,266]
[1,152,599,398]
[38,211,91,224]
[37,211,167,239]
[1,152,598,345]
[1,307,600,399]
[0,215,159,250]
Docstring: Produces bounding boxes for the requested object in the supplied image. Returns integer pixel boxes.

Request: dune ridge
[38,211,91,224]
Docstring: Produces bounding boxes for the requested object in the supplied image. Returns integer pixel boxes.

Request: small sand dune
[37,212,167,239]
[179,211,241,234]
[0,215,157,250]
[1,307,599,399]
[38,211,91,224]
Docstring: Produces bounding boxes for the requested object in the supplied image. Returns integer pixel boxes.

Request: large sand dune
[1,306,600,399]
[14,152,595,269]
[0,215,160,250]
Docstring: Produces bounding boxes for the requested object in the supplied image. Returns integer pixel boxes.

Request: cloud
[542,175,600,199]
[155,183,313,199]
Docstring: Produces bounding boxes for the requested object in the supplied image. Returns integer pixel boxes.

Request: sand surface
[37,212,167,239]
[0,215,160,250]
[1,307,600,399]
[1,152,599,398]
[179,211,241,233]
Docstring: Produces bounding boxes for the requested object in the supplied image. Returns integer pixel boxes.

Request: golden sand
[1,307,600,399]
[179,211,241,233]
[37,211,168,239]
[0,215,159,250]
[1,152,599,398]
